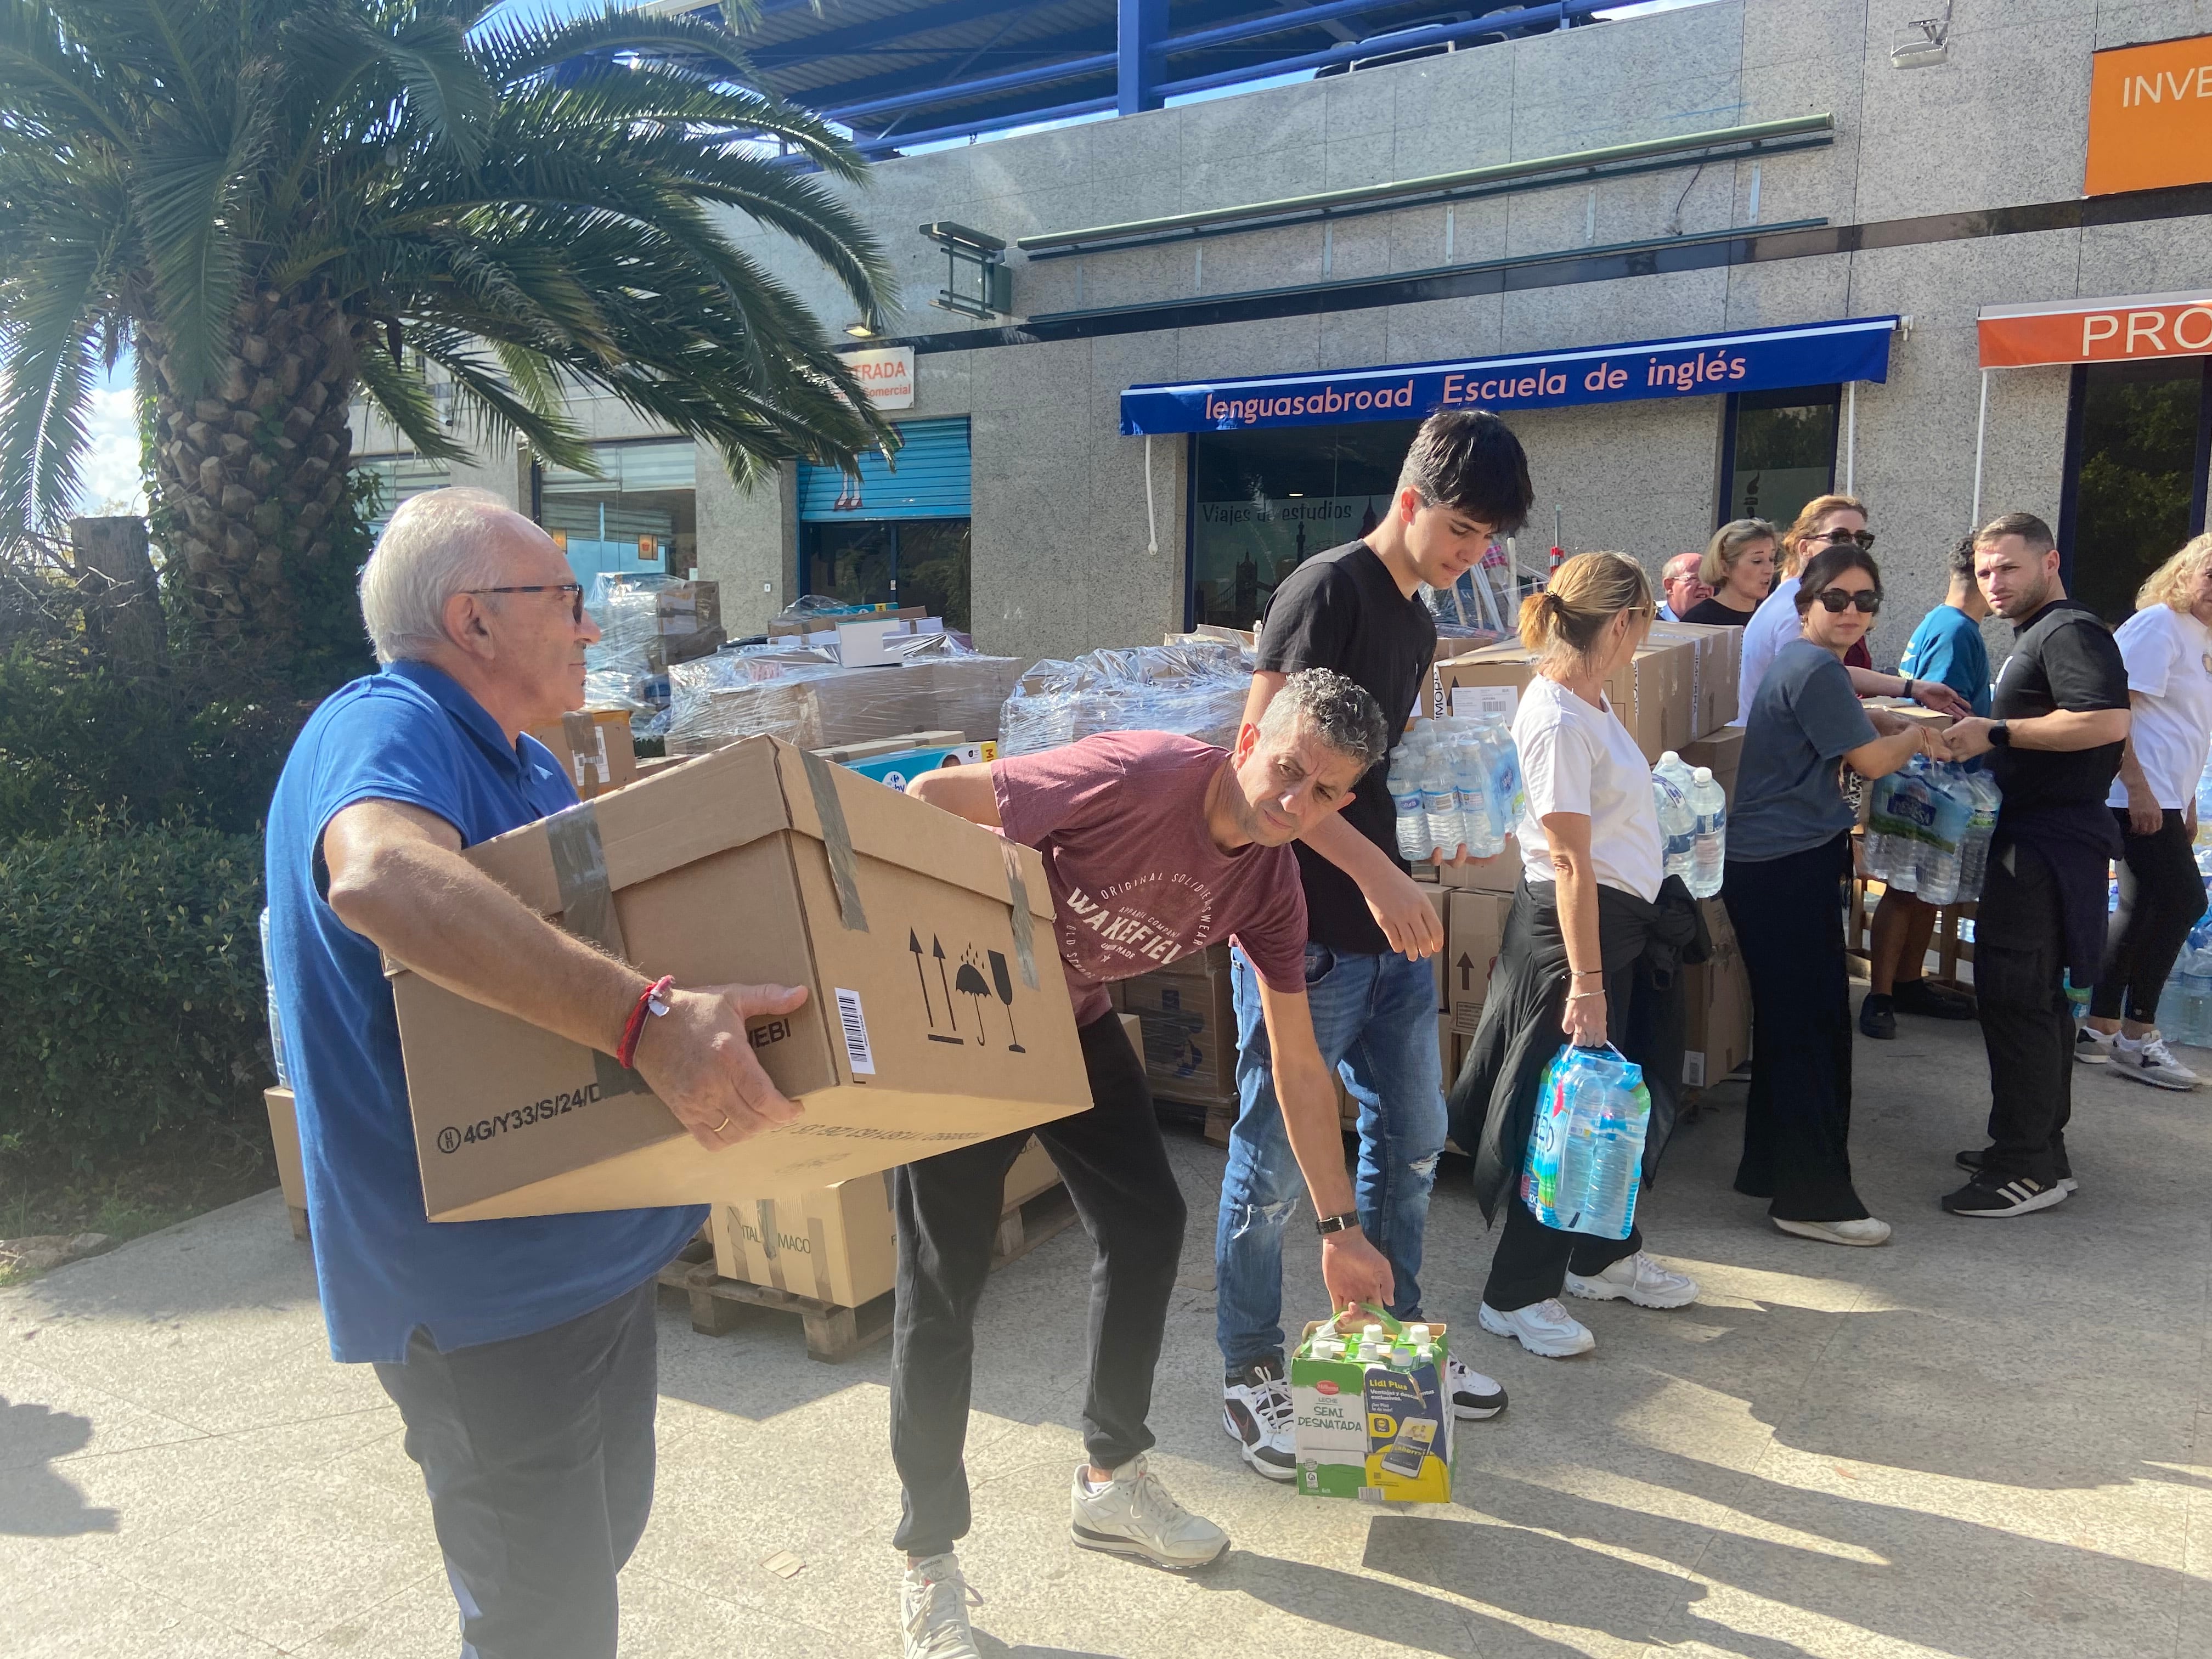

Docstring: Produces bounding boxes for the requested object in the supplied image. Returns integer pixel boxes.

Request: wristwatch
[1989,720,2012,748]
[1315,1211,1361,1237]
[1899,677,1916,701]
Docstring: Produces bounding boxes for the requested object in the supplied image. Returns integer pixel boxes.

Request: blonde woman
[1681,518,1778,626]
[1732,494,1970,725]
[2081,532,2212,1088]
[1448,552,1703,1359]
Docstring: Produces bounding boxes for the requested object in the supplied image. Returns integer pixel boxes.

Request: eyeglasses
[464,583,585,624]
[1814,528,1877,550]
[1813,586,1882,614]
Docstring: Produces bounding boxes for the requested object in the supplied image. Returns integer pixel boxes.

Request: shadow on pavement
[0,1396,120,1536]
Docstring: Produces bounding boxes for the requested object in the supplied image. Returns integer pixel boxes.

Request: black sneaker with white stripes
[1222,1358,1295,1481]
[1954,1147,2076,1194]
[1940,1169,2069,1217]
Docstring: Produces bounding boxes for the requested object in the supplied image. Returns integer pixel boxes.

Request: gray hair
[1257,667,1390,773]
[357,488,521,664]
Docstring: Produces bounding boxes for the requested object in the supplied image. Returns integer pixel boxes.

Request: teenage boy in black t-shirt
[1943,512,2130,1217]
[1214,410,1536,1481]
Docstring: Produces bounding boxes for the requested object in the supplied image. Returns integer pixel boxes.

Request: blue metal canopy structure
[651,0,1621,156]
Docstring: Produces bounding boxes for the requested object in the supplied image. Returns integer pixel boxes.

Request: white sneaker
[1564,1250,1700,1309]
[1221,1361,1296,1481]
[1772,1215,1893,1248]
[1478,1298,1595,1358]
[2075,1026,2117,1065]
[1069,1455,1229,1568]
[2114,1030,2199,1091]
[1444,1353,1507,1419]
[901,1553,983,1659]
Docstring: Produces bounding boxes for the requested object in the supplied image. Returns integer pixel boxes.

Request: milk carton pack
[1290,1307,1453,1503]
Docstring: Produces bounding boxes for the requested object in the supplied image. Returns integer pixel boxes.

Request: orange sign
[1979,292,2212,368]
[2086,32,2212,195]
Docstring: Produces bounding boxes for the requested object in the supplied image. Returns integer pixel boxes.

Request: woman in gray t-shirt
[1723,545,1945,1248]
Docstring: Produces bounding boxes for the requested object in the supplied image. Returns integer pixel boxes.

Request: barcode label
[1358,1486,1385,1503]
[834,988,876,1075]
[1449,684,1518,721]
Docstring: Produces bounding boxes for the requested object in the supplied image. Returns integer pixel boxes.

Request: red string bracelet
[616,975,675,1070]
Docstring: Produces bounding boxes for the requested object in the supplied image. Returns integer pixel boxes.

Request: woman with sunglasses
[1734,495,1971,725]
[1721,544,1948,1246]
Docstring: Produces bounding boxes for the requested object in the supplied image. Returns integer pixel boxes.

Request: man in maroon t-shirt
[894,670,1392,1651]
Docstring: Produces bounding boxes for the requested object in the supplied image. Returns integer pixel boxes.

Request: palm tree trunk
[146,290,360,654]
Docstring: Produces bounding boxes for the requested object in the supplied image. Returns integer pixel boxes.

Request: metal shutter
[798,417,971,521]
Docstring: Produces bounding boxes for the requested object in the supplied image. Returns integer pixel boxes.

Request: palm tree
[0,0,896,659]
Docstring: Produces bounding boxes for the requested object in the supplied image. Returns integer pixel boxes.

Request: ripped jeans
[1215,943,1447,1372]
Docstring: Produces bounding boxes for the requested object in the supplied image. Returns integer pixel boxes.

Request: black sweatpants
[373,1279,659,1659]
[1723,834,1870,1222]
[1482,1188,1643,1313]
[890,1011,1186,1558]
[2089,807,2205,1023]
[1976,840,2074,1184]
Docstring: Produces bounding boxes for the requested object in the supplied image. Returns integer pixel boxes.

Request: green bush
[0,826,268,1158]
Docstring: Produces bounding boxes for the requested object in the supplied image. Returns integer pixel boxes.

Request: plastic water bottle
[1493,724,1527,826]
[1420,751,1462,860]
[1917,764,1972,906]
[1451,732,1496,857]
[2182,948,2212,1047]
[1389,751,1431,862]
[1886,761,1934,894]
[1583,1091,1647,1242]
[1863,771,1900,882]
[1651,770,1696,888]
[259,907,290,1088]
[1688,766,1726,898]
[1957,769,2002,903]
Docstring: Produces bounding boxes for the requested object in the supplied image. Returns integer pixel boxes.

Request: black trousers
[1723,835,1870,1222]
[2089,807,2205,1022]
[1976,840,2074,1183]
[890,1011,1186,1558]
[373,1279,659,1659]
[1482,1189,1641,1313]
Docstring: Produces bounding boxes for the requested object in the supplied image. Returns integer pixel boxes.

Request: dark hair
[1974,511,2056,555]
[1258,668,1390,772]
[1945,534,1978,581]
[1794,544,1882,614]
[1396,410,1535,534]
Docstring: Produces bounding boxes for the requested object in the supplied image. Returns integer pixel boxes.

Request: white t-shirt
[2105,605,2212,810]
[1733,575,1804,727]
[1514,674,1664,901]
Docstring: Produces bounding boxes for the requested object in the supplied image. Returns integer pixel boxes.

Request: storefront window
[539,438,697,583]
[1722,387,1839,529]
[356,454,450,532]
[2063,359,2212,623]
[1190,422,1420,629]
[804,520,972,631]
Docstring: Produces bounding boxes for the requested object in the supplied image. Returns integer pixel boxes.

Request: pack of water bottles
[1649,752,1727,899]
[1521,1042,1650,1239]
[2155,913,2212,1045]
[1387,716,1526,863]
[1864,757,2001,905]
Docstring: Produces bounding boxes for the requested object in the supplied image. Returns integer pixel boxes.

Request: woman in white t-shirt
[2083,533,2212,1087]
[1446,553,1704,1362]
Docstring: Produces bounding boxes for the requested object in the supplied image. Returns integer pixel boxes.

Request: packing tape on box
[545,803,650,1102]
[998,840,1040,991]
[800,748,870,932]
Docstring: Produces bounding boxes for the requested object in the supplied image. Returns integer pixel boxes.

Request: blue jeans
[1215,943,1447,1370]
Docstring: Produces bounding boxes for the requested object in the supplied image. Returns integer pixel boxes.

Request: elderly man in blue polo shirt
[264,488,805,1658]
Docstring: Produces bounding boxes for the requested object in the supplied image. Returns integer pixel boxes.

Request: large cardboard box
[1440,842,1523,893]
[1437,639,1696,763]
[527,709,639,799]
[1683,897,1751,1087]
[390,737,1091,1222]
[1118,945,1239,1108]
[1648,620,1742,741]
[1446,890,1510,1035]
[707,1135,1058,1308]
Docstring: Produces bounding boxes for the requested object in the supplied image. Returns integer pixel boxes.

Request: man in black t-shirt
[1943,513,2130,1217]
[1214,411,1535,1482]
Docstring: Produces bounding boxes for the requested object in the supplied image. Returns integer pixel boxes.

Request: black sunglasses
[1814,528,1877,550]
[1812,586,1882,614]
[464,583,585,624]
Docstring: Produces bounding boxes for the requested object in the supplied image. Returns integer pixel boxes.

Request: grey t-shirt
[1729,639,1876,863]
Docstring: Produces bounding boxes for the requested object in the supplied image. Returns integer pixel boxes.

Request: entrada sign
[1120,317,1898,435]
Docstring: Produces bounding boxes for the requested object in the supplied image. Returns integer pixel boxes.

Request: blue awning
[1119,315,1899,436]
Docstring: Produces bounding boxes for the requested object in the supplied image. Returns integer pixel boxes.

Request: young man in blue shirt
[1862,537,1994,1039]
[266,490,805,1659]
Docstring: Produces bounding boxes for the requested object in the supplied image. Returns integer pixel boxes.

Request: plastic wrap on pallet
[998,640,1256,757]
[582,574,678,732]
[664,650,1022,757]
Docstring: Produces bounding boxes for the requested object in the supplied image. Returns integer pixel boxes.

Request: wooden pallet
[658,1181,1082,1363]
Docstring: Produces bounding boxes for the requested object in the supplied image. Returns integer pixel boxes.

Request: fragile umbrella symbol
[953,953,991,1040]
